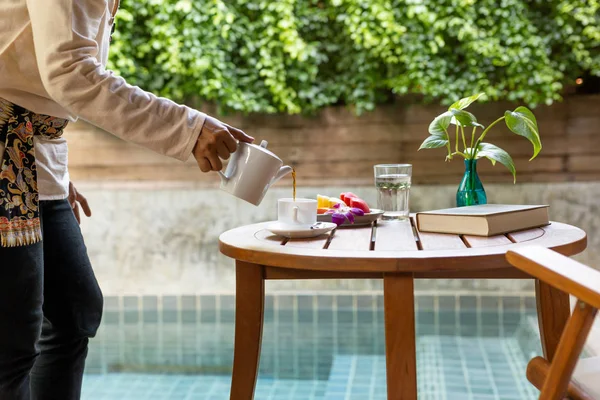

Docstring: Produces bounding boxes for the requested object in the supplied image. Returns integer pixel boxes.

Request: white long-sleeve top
[0,0,206,199]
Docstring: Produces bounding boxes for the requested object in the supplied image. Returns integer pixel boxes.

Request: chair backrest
[506,246,600,400]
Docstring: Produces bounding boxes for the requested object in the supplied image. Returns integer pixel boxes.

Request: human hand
[193,116,254,172]
[68,182,92,224]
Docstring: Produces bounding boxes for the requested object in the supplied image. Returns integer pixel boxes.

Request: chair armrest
[527,356,595,400]
[506,246,600,309]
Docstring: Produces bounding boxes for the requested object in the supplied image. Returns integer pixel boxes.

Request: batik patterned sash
[0,98,69,247]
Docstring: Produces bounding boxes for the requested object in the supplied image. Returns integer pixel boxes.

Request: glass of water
[374,164,412,220]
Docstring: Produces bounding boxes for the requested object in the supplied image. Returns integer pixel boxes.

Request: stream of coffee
[292,168,297,201]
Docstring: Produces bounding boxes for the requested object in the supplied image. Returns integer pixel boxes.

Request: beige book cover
[416,204,550,236]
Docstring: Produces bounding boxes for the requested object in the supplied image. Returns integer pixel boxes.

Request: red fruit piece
[350,198,370,214]
[340,193,346,202]
[342,192,358,206]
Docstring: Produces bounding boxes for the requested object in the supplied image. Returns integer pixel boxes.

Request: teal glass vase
[456,158,487,207]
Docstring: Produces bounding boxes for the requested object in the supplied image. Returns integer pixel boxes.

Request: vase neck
[464,158,478,172]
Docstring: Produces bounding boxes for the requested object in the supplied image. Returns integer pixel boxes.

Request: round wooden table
[219,219,587,400]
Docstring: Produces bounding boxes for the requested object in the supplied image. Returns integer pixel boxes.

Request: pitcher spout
[270,165,293,186]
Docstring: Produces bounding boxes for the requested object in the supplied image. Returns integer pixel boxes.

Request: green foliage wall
[109,0,600,114]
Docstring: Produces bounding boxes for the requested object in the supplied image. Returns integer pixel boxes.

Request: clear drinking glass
[374,164,412,220]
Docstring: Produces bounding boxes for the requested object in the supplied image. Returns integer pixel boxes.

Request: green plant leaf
[449,109,480,127]
[419,135,448,150]
[476,142,516,183]
[106,0,598,115]
[449,93,485,111]
[504,107,542,160]
[428,111,452,138]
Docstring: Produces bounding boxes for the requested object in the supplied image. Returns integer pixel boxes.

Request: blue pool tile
[83,294,542,400]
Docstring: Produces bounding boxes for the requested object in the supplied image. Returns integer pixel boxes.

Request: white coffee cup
[277,198,317,227]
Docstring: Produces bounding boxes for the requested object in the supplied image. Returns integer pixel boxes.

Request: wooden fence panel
[64,95,600,186]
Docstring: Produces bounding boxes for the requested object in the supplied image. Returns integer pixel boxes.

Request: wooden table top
[219,218,587,274]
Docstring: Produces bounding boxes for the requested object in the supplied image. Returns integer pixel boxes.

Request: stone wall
[78,182,600,296]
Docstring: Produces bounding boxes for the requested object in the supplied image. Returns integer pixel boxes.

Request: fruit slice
[317,195,330,209]
[342,192,358,206]
[350,198,370,214]
[317,208,329,215]
[328,198,346,208]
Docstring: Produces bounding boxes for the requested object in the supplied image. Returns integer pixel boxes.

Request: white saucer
[266,221,337,239]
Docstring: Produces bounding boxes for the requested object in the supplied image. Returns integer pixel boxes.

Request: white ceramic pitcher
[219,140,292,206]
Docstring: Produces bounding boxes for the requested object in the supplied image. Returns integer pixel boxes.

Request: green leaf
[428,111,452,138]
[476,143,516,183]
[449,109,480,127]
[504,107,542,160]
[419,135,449,150]
[449,93,485,111]
[106,0,594,115]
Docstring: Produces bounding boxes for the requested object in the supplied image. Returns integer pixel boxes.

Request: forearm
[49,60,205,161]
[27,0,205,161]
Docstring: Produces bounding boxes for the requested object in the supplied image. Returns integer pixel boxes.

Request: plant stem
[477,116,505,144]
[455,124,459,154]
[470,158,476,196]
[470,127,476,156]
[460,125,467,154]
[444,127,452,159]
[473,116,505,159]
[452,151,470,159]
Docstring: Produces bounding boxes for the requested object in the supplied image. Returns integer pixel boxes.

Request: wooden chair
[506,246,600,400]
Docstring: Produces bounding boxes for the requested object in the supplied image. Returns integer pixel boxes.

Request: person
[0,0,253,399]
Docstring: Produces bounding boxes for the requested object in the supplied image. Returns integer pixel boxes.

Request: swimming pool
[82,293,541,400]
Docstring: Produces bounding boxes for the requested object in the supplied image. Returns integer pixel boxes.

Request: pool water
[82,293,541,400]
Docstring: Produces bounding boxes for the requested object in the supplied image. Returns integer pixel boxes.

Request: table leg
[383,274,417,400]
[535,279,570,362]
[230,261,265,400]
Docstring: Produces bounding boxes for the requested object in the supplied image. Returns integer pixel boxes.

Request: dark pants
[0,200,103,400]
